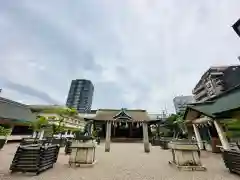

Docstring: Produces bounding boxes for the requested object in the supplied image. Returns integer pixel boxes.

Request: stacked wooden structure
[20,138,39,146]
[10,144,60,175]
[222,149,240,175]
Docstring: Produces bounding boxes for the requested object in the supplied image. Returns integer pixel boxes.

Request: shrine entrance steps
[110,138,142,143]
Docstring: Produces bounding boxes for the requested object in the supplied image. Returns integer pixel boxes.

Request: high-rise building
[66,79,94,113]
[173,96,195,114]
[193,65,240,102]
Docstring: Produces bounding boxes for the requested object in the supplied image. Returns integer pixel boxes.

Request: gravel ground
[0,143,239,180]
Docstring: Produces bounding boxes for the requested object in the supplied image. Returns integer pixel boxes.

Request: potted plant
[0,125,11,150]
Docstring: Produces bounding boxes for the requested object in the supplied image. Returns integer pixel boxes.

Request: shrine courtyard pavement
[0,143,239,180]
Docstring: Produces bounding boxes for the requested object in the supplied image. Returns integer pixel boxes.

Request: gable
[113,108,132,121]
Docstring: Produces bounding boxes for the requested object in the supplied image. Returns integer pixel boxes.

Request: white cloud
[0,0,240,113]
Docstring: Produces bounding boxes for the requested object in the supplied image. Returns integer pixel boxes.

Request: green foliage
[41,107,78,118]
[223,119,240,139]
[92,130,97,138]
[165,112,186,137]
[51,122,66,135]
[39,107,78,136]
[74,129,85,139]
[31,116,48,132]
[166,114,178,124]
[0,126,11,136]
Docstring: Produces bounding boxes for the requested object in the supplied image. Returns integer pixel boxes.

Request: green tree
[31,116,48,139]
[165,112,186,138]
[0,126,11,136]
[42,108,78,137]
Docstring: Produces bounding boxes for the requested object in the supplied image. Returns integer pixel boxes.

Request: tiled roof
[184,84,240,120]
[29,105,67,112]
[89,109,150,122]
[0,97,36,123]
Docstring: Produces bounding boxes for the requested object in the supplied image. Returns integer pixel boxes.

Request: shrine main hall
[84,108,162,152]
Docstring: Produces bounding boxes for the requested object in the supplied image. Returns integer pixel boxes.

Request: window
[205,82,211,88]
[208,90,214,95]
[215,79,223,86]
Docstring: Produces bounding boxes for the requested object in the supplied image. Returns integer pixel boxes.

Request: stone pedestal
[69,141,96,167]
[168,141,206,171]
[105,121,111,152]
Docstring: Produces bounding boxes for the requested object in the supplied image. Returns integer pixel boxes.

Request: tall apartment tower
[173,95,195,114]
[193,65,240,102]
[66,79,94,113]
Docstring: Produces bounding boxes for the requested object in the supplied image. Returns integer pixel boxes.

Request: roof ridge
[0,97,28,108]
[97,109,146,112]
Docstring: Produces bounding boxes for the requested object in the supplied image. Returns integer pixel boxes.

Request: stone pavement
[0,143,239,180]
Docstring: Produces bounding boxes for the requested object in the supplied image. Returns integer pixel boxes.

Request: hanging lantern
[126,123,128,128]
[136,123,139,128]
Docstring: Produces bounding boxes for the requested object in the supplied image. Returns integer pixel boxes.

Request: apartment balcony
[192,83,205,94]
[194,89,208,101]
[209,71,224,77]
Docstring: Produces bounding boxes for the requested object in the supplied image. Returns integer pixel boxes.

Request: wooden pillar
[105,121,112,152]
[156,123,160,138]
[193,124,204,150]
[213,120,230,150]
[129,122,133,138]
[113,123,116,137]
[187,125,194,139]
[142,122,150,153]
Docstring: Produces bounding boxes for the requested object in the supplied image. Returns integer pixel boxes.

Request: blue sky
[0,0,240,113]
